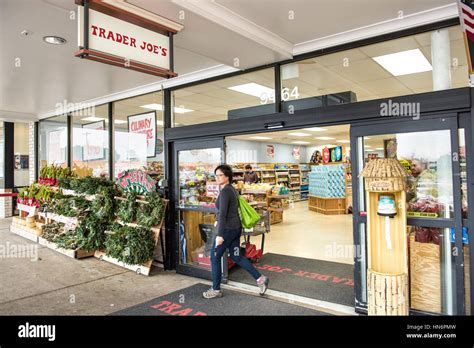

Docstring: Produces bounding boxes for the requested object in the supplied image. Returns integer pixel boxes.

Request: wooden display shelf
[269,209,283,224]
[308,195,346,215]
[38,237,94,259]
[10,223,41,243]
[38,212,79,226]
[95,199,168,276]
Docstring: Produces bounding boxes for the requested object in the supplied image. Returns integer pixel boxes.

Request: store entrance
[225,125,355,306]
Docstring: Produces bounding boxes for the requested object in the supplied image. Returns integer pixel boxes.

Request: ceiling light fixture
[43,36,67,45]
[250,136,272,140]
[316,136,335,140]
[292,141,311,145]
[337,140,350,143]
[372,48,432,76]
[288,132,311,137]
[141,103,194,114]
[81,116,104,122]
[228,83,275,99]
[303,127,327,132]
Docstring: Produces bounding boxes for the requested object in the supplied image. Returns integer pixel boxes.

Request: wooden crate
[368,269,409,315]
[268,208,283,225]
[94,250,153,275]
[10,223,41,243]
[38,237,94,259]
[409,235,441,313]
[308,195,346,215]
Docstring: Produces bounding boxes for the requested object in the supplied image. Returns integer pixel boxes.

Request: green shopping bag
[233,189,260,229]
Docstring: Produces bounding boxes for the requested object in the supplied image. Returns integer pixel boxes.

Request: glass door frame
[171,137,227,280]
[350,113,466,315]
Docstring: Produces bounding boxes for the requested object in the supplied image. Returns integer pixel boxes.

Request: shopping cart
[241,211,270,262]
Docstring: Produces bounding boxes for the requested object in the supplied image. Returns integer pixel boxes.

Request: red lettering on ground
[194,312,207,316]
[161,303,182,314]
[317,275,330,281]
[294,271,309,277]
[344,279,354,286]
[150,300,171,310]
[171,308,193,316]
[332,276,346,284]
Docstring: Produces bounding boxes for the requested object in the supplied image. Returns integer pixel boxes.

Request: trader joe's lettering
[90,25,168,56]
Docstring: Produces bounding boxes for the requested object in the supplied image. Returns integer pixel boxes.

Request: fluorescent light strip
[292,141,310,144]
[316,137,335,140]
[228,83,275,99]
[250,136,272,140]
[372,48,432,76]
[303,127,327,132]
[288,132,311,137]
[141,103,194,114]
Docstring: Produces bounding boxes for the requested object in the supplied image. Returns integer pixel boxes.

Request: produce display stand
[38,237,95,259]
[10,216,41,243]
[267,194,288,225]
[94,197,168,276]
[360,158,409,315]
[308,195,346,215]
[37,208,95,259]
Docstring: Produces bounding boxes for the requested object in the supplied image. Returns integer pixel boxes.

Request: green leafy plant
[117,191,137,223]
[55,230,79,250]
[104,224,155,265]
[136,192,166,227]
[75,213,108,252]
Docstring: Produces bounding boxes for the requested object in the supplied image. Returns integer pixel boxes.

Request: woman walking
[203,164,269,299]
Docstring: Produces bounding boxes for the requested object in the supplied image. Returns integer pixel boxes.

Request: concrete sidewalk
[0,219,202,315]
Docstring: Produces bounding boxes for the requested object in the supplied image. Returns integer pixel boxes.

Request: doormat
[229,253,354,307]
[110,283,327,316]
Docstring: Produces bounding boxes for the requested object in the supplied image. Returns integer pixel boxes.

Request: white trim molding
[172,0,294,59]
[294,3,459,56]
[0,110,37,123]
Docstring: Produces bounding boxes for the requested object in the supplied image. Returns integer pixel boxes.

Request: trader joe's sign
[116,170,156,194]
[128,112,156,158]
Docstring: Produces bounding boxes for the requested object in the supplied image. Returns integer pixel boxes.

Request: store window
[172,68,275,127]
[71,104,109,177]
[281,25,468,111]
[459,129,467,218]
[362,130,454,219]
[112,92,164,181]
[39,115,68,169]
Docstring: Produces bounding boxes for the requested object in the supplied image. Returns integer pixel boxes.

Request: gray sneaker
[257,276,269,295]
[202,288,223,299]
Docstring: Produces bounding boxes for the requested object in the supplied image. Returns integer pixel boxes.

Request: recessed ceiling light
[376,147,384,150]
[81,117,104,122]
[250,136,272,140]
[316,136,335,140]
[365,137,371,140]
[43,36,67,45]
[228,83,274,99]
[114,120,127,124]
[372,48,432,76]
[292,141,310,145]
[303,127,327,132]
[337,140,350,143]
[364,145,372,148]
[288,132,311,137]
[141,103,193,114]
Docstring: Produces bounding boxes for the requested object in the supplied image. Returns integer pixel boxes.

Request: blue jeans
[210,228,261,290]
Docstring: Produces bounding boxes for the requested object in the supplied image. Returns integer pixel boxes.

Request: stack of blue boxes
[308,164,345,198]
